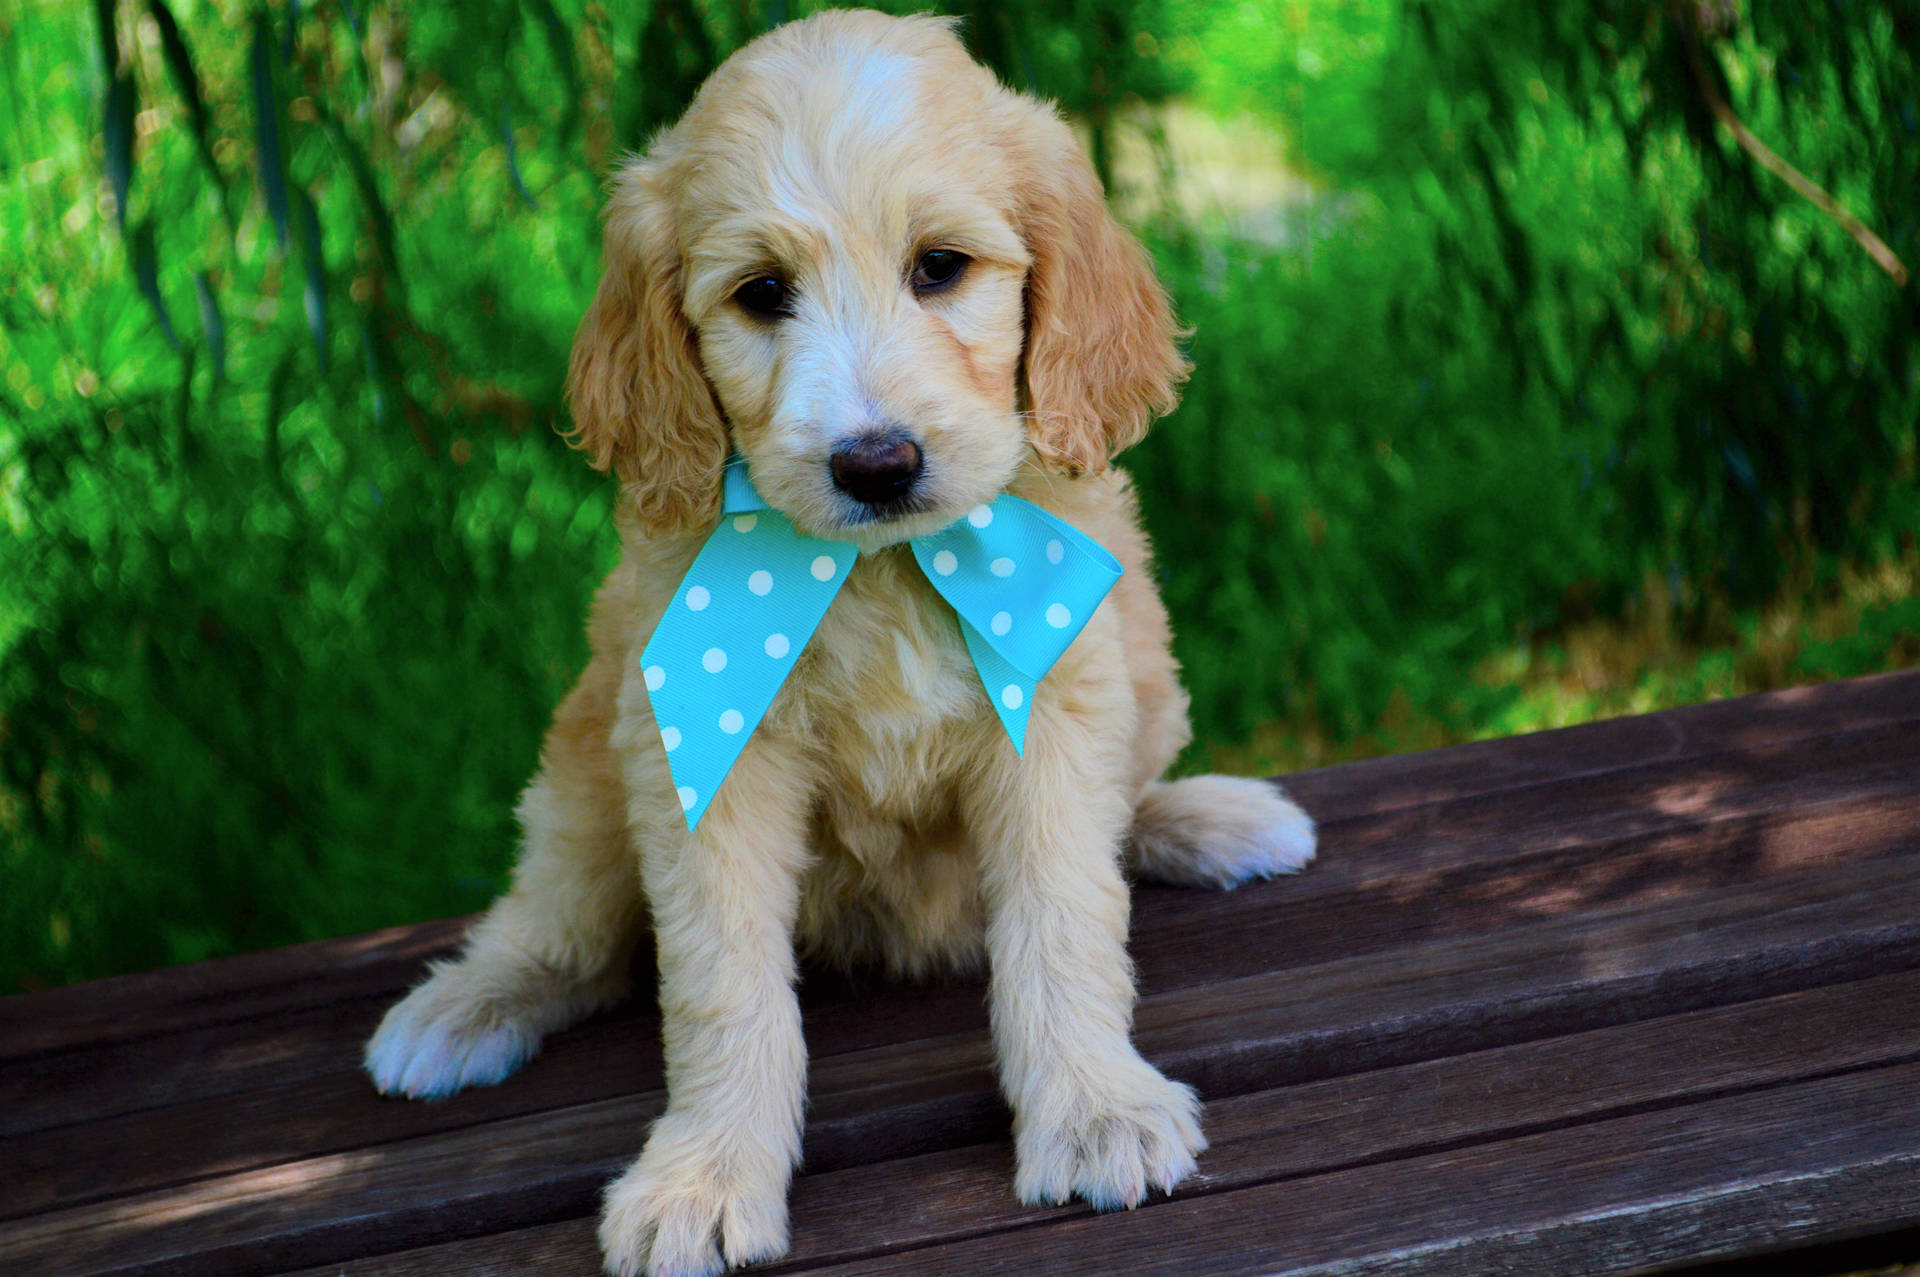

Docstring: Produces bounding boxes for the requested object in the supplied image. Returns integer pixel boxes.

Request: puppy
[365,11,1315,1276]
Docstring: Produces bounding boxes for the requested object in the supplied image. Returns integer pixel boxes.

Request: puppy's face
[566,12,1187,544]
[675,45,1032,545]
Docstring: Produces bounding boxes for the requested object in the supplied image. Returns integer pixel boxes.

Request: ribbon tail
[641,509,857,830]
[958,618,1035,753]
[911,493,1123,754]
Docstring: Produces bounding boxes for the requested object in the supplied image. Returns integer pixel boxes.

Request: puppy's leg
[599,733,815,1277]
[968,691,1206,1211]
[1127,775,1316,889]
[366,658,642,1099]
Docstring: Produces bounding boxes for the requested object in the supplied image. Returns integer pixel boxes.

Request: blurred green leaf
[316,102,402,291]
[102,71,134,233]
[193,270,226,382]
[500,104,537,209]
[248,8,288,249]
[292,185,326,371]
[282,0,301,64]
[146,0,224,193]
[128,216,178,348]
[523,0,579,139]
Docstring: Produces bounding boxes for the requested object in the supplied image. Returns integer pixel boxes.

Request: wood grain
[799,1062,1920,1276]
[8,856,1916,1271]
[1279,667,1920,825]
[276,971,1920,1276]
[0,916,471,1064]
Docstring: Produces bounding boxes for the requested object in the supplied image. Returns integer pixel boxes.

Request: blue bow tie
[641,457,1123,828]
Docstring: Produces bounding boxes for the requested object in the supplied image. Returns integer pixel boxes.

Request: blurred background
[2,0,1915,991]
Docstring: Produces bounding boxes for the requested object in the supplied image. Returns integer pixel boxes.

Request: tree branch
[1678,17,1909,287]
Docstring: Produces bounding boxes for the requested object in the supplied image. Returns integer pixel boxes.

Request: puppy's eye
[733,275,791,319]
[911,249,969,295]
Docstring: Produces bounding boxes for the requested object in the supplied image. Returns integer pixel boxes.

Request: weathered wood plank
[9,858,1917,1273]
[1131,738,1920,991]
[0,995,394,1140]
[1282,666,1920,825]
[795,1062,1920,1276]
[0,917,471,1064]
[9,708,1915,1146]
[1178,713,1920,910]
[6,671,1913,1063]
[10,798,1917,1215]
[273,972,1920,1277]
[8,766,1910,1163]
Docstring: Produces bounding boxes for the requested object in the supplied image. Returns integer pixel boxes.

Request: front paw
[599,1116,791,1277]
[1013,1056,1206,1211]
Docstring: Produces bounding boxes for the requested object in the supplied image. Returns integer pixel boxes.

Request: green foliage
[1396,1,1920,601]
[2,0,622,987]
[1140,0,1918,750]
[2,0,1915,989]
[1138,224,1619,740]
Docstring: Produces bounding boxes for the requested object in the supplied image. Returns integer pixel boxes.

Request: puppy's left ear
[1015,106,1189,474]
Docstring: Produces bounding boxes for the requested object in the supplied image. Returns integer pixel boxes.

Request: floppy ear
[1015,106,1189,474]
[564,159,729,535]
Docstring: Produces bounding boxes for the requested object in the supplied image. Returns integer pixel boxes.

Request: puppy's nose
[829,435,924,506]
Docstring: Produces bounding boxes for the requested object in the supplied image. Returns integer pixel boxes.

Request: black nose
[829,435,924,507]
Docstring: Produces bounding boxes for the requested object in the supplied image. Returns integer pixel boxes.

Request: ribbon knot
[641,457,1122,828]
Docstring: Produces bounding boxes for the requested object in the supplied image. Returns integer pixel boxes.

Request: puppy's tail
[1127,775,1317,889]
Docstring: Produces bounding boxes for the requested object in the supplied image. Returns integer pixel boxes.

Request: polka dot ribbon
[642,456,1123,828]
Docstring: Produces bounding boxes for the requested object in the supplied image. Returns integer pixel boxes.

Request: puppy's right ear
[564,159,728,536]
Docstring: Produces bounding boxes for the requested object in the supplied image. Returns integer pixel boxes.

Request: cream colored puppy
[365,11,1315,1276]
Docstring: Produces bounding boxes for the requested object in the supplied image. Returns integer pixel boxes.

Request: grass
[1204,554,1920,777]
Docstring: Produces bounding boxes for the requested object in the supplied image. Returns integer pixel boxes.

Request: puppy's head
[566,10,1187,544]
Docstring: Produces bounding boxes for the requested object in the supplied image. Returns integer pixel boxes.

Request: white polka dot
[718,709,744,734]
[811,555,836,581]
[748,570,773,596]
[765,633,790,659]
[932,550,958,576]
[685,585,710,612]
[732,514,757,533]
[1046,539,1065,564]
[644,665,665,691]
[1046,603,1071,628]
[677,786,697,811]
[659,726,681,751]
[990,611,1012,637]
[702,647,728,673]
[990,557,1015,577]
[967,505,993,528]
[1001,684,1024,709]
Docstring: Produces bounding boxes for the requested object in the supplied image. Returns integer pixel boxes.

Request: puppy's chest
[772,550,988,812]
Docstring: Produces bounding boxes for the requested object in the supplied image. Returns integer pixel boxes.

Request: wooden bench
[5,670,1919,1275]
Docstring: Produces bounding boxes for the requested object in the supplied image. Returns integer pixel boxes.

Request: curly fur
[366,13,1314,1277]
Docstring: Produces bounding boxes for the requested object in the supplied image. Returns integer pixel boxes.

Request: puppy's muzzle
[829,432,924,508]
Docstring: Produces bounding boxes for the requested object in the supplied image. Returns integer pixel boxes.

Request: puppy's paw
[365,953,618,1100]
[365,963,539,1099]
[1128,775,1317,889]
[1014,1057,1206,1211]
[599,1117,790,1277]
